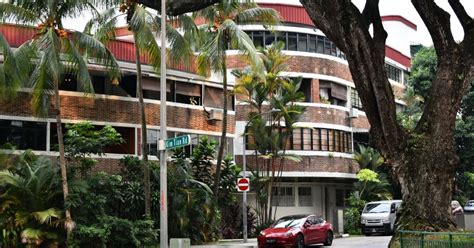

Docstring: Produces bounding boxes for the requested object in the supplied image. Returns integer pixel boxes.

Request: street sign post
[237,178,250,192]
[165,135,191,149]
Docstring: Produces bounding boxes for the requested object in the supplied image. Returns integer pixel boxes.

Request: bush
[70,216,157,248]
[344,193,366,235]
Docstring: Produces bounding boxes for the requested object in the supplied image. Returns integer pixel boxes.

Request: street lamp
[242,108,281,243]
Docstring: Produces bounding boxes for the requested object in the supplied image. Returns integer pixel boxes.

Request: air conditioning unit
[349,108,359,118]
[209,109,224,121]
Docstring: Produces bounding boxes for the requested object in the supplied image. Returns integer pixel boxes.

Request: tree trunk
[299,1,474,244]
[213,57,228,197]
[53,78,75,239]
[134,36,151,218]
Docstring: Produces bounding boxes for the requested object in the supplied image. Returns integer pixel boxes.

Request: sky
[63,0,474,46]
[352,0,474,45]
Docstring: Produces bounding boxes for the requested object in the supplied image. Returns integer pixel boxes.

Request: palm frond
[235,7,281,26]
[0,3,39,25]
[221,19,263,71]
[13,41,38,85]
[63,39,94,94]
[33,208,62,225]
[0,33,22,100]
[71,31,121,81]
[83,7,123,44]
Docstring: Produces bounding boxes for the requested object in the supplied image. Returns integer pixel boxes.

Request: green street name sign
[165,135,191,149]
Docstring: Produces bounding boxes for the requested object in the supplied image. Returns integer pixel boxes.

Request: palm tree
[0,151,87,247]
[234,41,305,224]
[86,1,195,217]
[194,0,280,196]
[0,0,121,235]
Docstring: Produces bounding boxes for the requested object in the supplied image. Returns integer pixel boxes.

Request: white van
[360,200,402,235]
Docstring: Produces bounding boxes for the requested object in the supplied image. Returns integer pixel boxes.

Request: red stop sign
[237,178,250,192]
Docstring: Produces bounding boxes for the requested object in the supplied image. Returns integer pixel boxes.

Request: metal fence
[400,230,474,248]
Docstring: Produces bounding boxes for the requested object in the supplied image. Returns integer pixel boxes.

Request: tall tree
[193,0,280,196]
[299,0,474,242]
[405,46,474,205]
[86,1,195,217]
[0,0,120,237]
[234,42,306,224]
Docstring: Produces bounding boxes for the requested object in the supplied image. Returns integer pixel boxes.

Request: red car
[257,214,333,248]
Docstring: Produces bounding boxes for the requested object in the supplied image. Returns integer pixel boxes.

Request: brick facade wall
[0,92,235,134]
[235,155,358,174]
[235,105,370,130]
[227,54,353,82]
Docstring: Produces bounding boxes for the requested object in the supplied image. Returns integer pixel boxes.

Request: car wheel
[296,234,305,248]
[323,231,333,246]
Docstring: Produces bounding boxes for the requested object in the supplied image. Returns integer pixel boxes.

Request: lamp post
[159,1,168,248]
[242,108,280,243]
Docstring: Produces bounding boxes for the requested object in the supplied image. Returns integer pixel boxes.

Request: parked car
[464,200,474,212]
[257,214,333,248]
[361,200,402,235]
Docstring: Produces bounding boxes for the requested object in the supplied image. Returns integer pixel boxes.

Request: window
[303,129,312,150]
[253,31,264,48]
[309,35,317,53]
[0,120,47,150]
[298,78,312,102]
[287,32,297,50]
[297,33,308,52]
[336,189,345,207]
[175,82,201,105]
[245,31,347,59]
[324,39,332,55]
[312,129,321,150]
[288,128,352,153]
[321,129,328,151]
[385,63,402,82]
[292,128,302,150]
[276,32,287,49]
[351,89,363,110]
[264,31,276,47]
[147,129,159,156]
[336,189,352,207]
[272,187,294,206]
[298,187,313,206]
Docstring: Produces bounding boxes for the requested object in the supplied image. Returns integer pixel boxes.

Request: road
[311,235,392,248]
[191,235,392,248]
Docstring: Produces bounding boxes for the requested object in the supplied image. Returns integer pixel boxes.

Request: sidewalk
[191,239,258,248]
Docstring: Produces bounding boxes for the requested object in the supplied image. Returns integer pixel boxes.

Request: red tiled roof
[0,23,196,73]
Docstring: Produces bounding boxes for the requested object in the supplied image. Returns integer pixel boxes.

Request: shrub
[344,193,366,235]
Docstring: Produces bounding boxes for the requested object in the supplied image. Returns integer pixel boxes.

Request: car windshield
[363,203,390,213]
[466,201,474,207]
[273,216,307,228]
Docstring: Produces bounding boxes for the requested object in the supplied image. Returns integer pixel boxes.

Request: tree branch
[136,0,219,16]
[300,0,404,158]
[411,0,456,55]
[448,0,473,32]
[362,0,387,55]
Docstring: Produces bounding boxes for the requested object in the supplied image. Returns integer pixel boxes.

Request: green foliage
[168,145,220,244]
[65,122,124,157]
[344,193,367,235]
[408,47,437,101]
[357,169,380,183]
[70,216,157,248]
[64,122,123,177]
[0,151,86,247]
[354,145,385,170]
[190,136,217,186]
